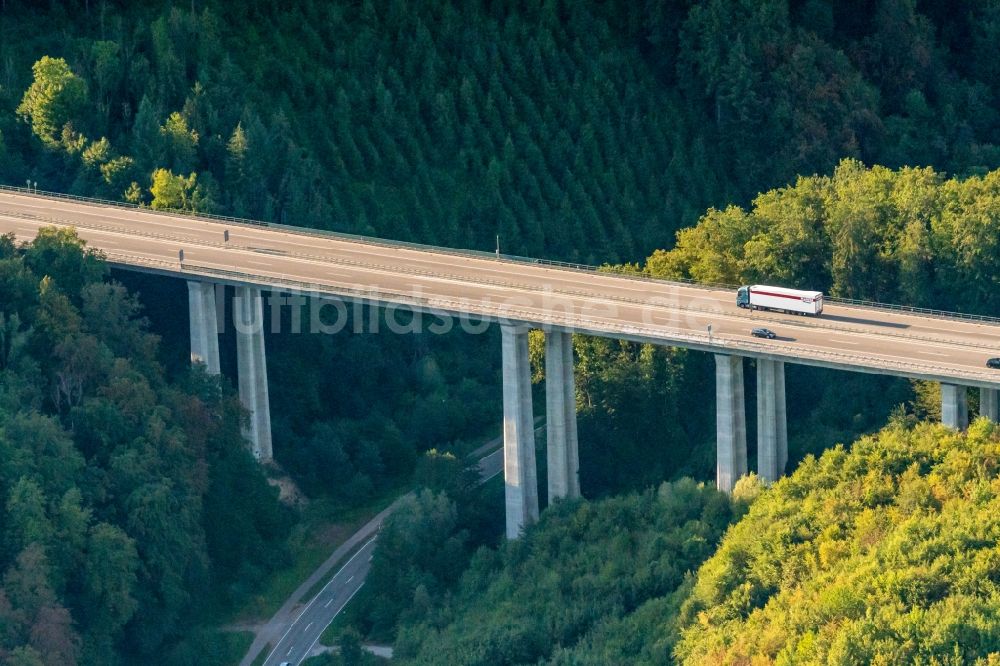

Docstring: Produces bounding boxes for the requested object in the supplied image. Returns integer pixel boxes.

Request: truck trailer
[736,285,823,316]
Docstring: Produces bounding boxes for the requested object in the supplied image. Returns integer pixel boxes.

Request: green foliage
[80,137,111,168]
[100,156,136,192]
[15,56,87,150]
[159,111,199,173]
[413,449,479,501]
[675,420,1000,665]
[573,338,712,495]
[387,424,1000,665]
[3,6,1000,660]
[393,479,741,664]
[22,226,106,302]
[356,490,470,638]
[0,228,291,661]
[652,160,1000,314]
[339,626,364,666]
[4,2,1000,261]
[257,301,501,511]
[148,167,188,210]
[149,168,211,212]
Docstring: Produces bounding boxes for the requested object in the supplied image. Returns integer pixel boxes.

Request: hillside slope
[676,418,1000,664]
[389,478,750,664]
[0,229,289,663]
[383,419,1000,665]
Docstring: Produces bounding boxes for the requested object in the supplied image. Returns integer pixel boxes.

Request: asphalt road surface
[2,189,999,389]
[254,425,530,666]
[261,538,376,666]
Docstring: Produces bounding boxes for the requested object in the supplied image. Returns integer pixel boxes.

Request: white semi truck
[737,285,824,315]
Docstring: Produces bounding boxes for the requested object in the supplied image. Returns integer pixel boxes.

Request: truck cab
[736,286,750,309]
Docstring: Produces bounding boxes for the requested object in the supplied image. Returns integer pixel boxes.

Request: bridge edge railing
[4,184,999,325]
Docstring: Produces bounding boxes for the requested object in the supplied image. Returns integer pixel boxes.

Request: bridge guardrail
[103,252,179,270]
[98,253,1000,383]
[4,184,1000,326]
[822,295,1000,323]
[94,219,995,352]
[168,261,1000,385]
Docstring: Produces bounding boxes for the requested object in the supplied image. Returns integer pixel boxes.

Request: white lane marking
[304,622,313,632]
[368,556,373,562]
[0,212,988,335]
[828,337,859,345]
[4,207,998,377]
[0,198,995,337]
[300,583,366,665]
[324,598,333,608]
[102,206,662,292]
[347,575,354,583]
[261,537,377,665]
[1,204,735,313]
[23,226,1000,367]
[185,247,994,362]
[0,200,901,329]
[918,350,949,356]
[286,647,293,656]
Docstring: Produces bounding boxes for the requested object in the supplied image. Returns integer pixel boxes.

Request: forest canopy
[3,0,1000,264]
[675,418,1000,665]
[3,2,1000,663]
[0,229,289,663]
[385,420,1000,665]
[647,159,1000,315]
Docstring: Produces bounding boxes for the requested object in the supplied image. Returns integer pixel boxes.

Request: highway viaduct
[2,187,999,539]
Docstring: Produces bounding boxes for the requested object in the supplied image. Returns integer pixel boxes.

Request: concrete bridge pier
[545,329,580,503]
[501,324,539,538]
[981,388,999,423]
[715,354,747,493]
[187,280,221,375]
[235,286,273,461]
[941,383,969,430]
[757,359,787,483]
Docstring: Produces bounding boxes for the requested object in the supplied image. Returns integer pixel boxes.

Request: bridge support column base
[942,383,969,430]
[757,359,787,483]
[545,330,579,503]
[981,388,998,423]
[236,286,273,461]
[502,325,538,538]
[715,354,747,493]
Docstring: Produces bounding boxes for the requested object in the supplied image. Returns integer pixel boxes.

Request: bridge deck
[1,190,998,388]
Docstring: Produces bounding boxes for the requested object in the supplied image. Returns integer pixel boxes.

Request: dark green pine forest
[5,0,1000,262]
[3,0,1000,664]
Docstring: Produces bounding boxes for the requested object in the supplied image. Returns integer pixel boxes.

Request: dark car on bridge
[988,357,1000,369]
[751,327,777,339]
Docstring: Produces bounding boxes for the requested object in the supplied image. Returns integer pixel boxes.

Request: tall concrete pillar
[941,383,969,430]
[235,286,273,460]
[501,324,539,538]
[715,354,747,493]
[757,359,787,483]
[545,330,580,503]
[776,359,788,473]
[187,280,220,375]
[981,387,999,423]
[563,331,580,499]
